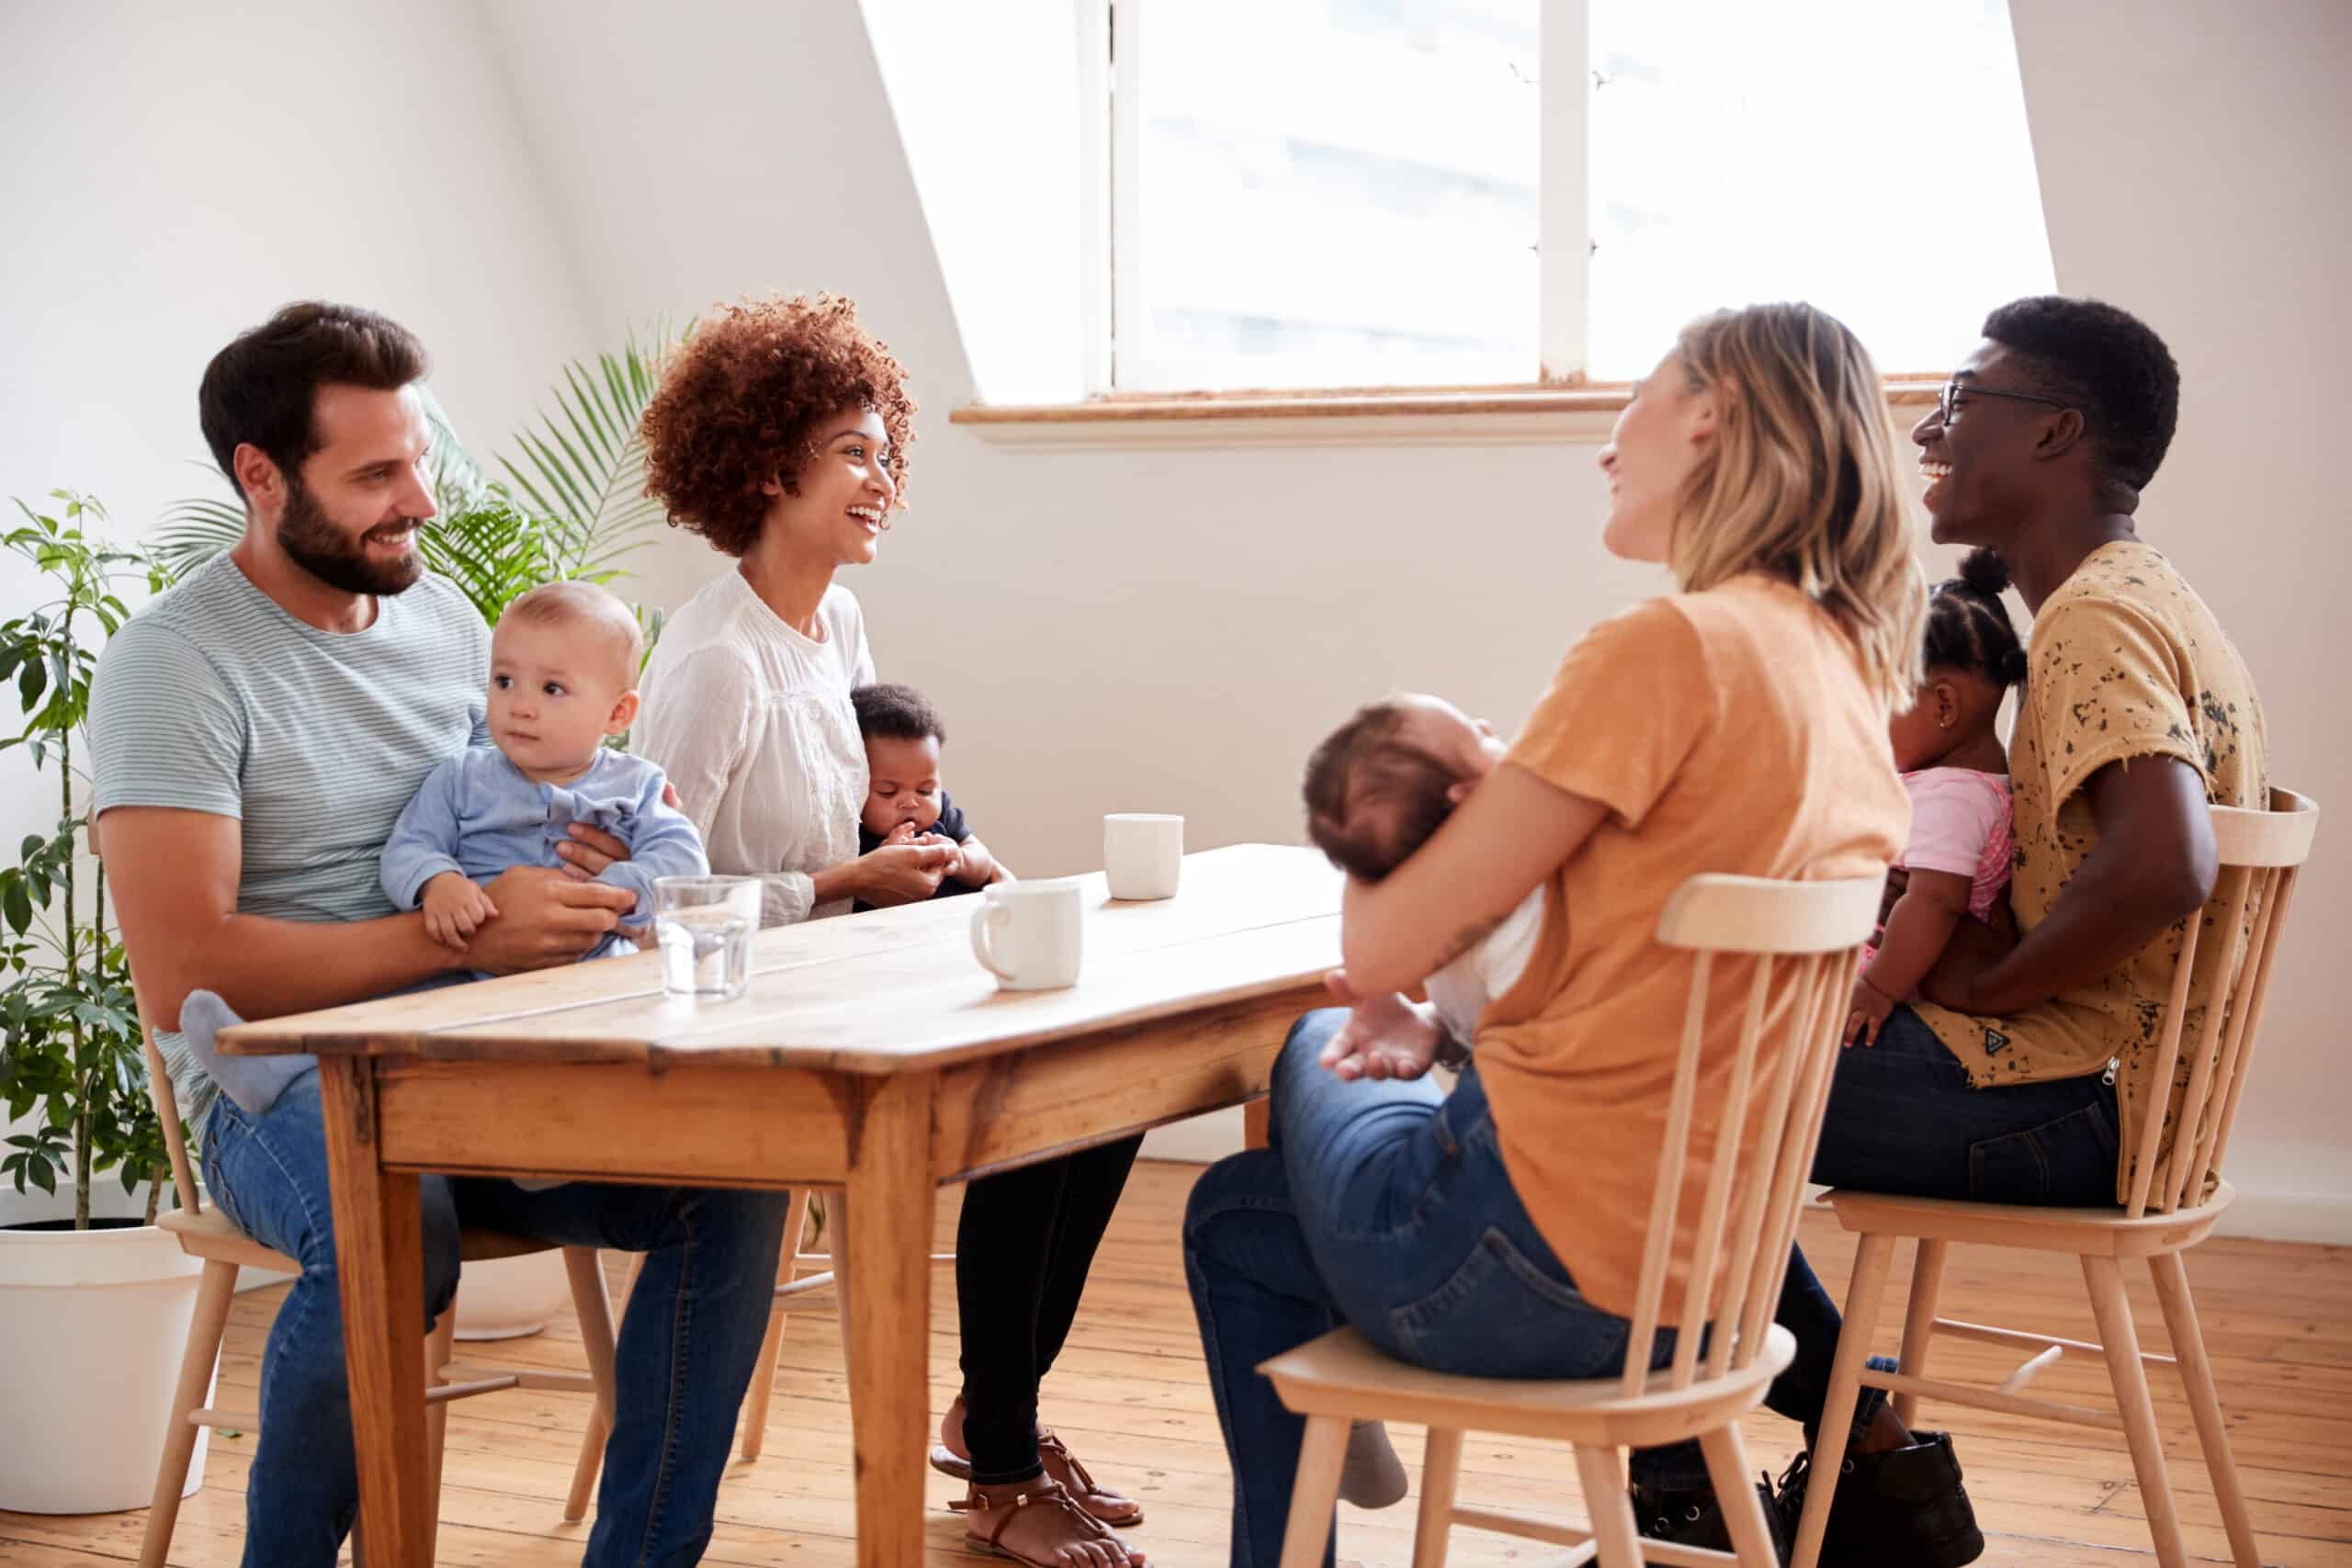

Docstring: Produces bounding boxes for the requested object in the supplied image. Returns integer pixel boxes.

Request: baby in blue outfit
[184,581,706,1116]
[381,581,704,964]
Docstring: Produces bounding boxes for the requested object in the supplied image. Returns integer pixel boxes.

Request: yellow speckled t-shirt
[1915,542,2267,1205]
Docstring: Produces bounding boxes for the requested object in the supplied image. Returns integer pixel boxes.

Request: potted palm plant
[151,331,676,1340]
[0,491,208,1513]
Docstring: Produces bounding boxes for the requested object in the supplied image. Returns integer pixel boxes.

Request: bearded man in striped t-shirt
[92,301,788,1568]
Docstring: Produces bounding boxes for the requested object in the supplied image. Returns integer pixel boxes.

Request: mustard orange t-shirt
[1913,542,2267,1204]
[1479,574,1908,1319]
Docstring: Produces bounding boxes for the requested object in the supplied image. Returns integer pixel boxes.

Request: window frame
[956,0,1951,443]
[1095,0,1589,398]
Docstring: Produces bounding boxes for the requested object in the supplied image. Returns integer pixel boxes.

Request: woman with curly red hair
[629,293,1148,1568]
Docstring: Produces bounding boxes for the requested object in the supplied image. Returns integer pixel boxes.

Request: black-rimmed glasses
[1938,378,2075,426]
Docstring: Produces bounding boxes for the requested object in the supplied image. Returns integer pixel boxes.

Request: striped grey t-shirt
[90,555,490,1130]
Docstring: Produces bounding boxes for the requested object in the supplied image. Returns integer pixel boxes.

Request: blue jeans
[1185,1005,2120,1567]
[201,1067,790,1568]
[1182,1012,1883,1568]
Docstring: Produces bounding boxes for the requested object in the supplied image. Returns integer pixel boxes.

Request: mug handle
[969,902,1016,983]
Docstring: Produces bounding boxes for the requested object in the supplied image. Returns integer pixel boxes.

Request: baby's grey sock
[179,989,316,1117]
[1339,1417,1409,1509]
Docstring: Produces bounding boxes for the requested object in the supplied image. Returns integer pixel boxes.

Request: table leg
[838,1072,937,1568]
[320,1058,433,1566]
[1244,1099,1271,1150]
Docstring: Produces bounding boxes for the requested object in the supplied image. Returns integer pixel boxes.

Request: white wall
[0,0,597,867]
[478,0,2352,1227]
[8,2,2343,1231]
[2009,0,2352,1230]
[0,0,596,1188]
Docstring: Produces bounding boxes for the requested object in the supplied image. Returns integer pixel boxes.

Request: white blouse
[634,570,876,928]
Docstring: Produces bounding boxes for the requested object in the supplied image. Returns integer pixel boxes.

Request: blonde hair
[497,581,645,689]
[1668,304,1925,710]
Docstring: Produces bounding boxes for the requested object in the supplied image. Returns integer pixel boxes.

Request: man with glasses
[1781,297,2263,1562]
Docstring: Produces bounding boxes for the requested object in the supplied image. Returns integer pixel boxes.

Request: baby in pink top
[1847,551,2028,1045]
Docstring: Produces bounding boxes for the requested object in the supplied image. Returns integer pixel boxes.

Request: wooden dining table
[219,842,1340,1567]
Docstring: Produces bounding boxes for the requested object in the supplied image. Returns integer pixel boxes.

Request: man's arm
[104,807,460,1030]
[1919,756,2217,1016]
[102,808,638,1030]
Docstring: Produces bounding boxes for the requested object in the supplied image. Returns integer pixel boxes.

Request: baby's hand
[423,872,499,952]
[1844,974,1895,1048]
[882,820,922,847]
[1317,970,1445,1081]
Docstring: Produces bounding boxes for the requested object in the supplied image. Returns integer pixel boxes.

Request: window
[1105,0,2052,394]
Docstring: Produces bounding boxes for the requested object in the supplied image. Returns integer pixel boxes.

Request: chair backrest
[1619,873,1882,1398]
[2125,786,2320,1219]
[133,983,206,1218]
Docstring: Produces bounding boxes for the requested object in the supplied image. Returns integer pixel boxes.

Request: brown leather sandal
[949,1478,1144,1567]
[930,1427,1146,1527]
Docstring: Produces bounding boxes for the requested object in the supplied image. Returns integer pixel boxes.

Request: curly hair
[639,293,917,557]
[1981,296,2179,497]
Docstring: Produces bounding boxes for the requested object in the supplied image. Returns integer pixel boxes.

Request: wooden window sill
[951,379,1946,450]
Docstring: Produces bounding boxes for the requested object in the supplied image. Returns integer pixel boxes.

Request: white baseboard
[2212,1189,2352,1246]
[1141,1107,1249,1165]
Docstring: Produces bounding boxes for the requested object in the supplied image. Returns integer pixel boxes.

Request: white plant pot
[0,1186,210,1514]
[451,1248,570,1341]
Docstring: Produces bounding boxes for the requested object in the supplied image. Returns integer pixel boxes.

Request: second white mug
[969,879,1085,990]
[1103,813,1183,900]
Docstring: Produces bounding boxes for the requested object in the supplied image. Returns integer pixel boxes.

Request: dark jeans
[1815,1004,2121,1204]
[956,1134,1147,1483]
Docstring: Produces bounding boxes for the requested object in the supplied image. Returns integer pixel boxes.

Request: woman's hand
[1317,970,1447,1082]
[855,840,958,907]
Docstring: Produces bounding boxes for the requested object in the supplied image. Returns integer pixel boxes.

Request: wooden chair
[134,1005,622,1567]
[1260,872,1884,1568]
[562,1190,955,1517]
[1792,787,2320,1568]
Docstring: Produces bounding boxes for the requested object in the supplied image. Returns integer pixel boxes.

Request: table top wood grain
[220,843,1341,1076]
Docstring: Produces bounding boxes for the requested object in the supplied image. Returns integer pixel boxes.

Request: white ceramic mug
[969,880,1085,990]
[1103,813,1183,900]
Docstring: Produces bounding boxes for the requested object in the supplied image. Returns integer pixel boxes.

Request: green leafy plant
[503,327,673,583]
[0,492,176,1226]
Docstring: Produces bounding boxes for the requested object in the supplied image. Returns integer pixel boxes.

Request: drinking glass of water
[655,875,761,1000]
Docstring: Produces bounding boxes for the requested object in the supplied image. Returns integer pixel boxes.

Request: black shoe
[1631,1475,1789,1562]
[1774,1430,1985,1568]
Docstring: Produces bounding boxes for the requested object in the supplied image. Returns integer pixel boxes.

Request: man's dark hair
[198,301,427,498]
[1980,296,2179,497]
[1302,701,1466,883]
[851,682,946,744]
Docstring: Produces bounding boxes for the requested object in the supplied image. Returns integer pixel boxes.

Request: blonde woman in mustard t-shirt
[1182,304,1985,1567]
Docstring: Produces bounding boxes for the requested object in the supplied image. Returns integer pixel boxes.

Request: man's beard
[277,472,424,596]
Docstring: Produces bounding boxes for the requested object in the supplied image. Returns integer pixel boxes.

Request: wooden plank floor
[7,1160,2349,1566]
